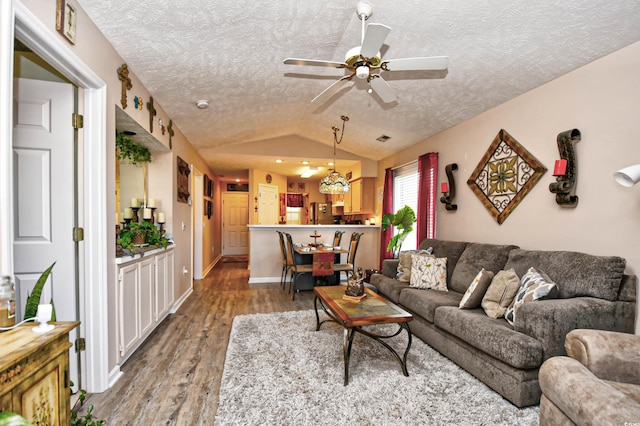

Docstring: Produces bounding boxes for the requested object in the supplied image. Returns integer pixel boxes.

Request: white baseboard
[108,366,123,389]
[248,277,280,284]
[170,287,193,314]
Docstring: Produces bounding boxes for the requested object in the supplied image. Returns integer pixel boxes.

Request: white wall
[379,41,640,332]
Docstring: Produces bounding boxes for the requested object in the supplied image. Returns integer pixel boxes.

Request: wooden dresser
[0,322,78,425]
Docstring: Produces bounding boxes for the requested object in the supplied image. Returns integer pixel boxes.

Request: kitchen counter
[247,224,380,284]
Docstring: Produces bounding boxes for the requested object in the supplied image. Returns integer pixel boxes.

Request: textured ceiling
[77,0,640,181]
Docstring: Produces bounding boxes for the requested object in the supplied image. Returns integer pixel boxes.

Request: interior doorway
[2,2,110,392]
[222,192,249,256]
[257,183,278,225]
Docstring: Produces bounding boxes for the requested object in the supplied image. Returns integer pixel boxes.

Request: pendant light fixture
[319,115,350,194]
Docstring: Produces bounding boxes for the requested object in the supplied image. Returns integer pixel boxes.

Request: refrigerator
[310,202,333,224]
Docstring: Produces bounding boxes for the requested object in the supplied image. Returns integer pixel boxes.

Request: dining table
[293,244,350,287]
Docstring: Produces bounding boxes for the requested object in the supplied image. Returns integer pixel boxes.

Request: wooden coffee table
[313,285,413,385]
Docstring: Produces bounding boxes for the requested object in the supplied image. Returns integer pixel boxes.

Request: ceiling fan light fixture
[356,65,370,79]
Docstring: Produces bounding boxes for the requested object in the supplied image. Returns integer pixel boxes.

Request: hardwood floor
[84,259,315,425]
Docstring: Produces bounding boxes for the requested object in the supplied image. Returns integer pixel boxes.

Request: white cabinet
[116,247,174,363]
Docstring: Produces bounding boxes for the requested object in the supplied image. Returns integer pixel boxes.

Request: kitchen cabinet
[0,322,78,424]
[344,177,375,214]
[116,247,174,363]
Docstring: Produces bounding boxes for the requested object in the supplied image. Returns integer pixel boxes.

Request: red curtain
[380,167,394,269]
[286,193,304,207]
[417,152,438,243]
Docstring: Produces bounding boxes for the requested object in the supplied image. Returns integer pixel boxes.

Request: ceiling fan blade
[359,23,391,58]
[311,74,353,104]
[369,75,396,103]
[284,58,347,68]
[383,56,449,72]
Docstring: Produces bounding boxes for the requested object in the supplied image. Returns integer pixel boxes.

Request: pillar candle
[157,212,166,223]
[143,208,152,219]
[553,159,567,176]
[124,208,133,219]
[147,198,156,208]
[441,182,448,193]
[131,198,140,208]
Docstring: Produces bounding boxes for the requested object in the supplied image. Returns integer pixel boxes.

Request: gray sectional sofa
[370,238,637,407]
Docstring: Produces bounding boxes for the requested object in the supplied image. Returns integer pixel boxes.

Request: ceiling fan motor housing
[356,2,373,20]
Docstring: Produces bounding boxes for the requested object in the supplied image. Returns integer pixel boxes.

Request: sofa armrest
[540,356,640,424]
[565,329,640,385]
[514,297,636,360]
[381,259,399,278]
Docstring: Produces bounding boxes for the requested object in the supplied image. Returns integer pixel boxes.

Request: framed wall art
[177,156,190,203]
[467,129,546,224]
[56,0,77,44]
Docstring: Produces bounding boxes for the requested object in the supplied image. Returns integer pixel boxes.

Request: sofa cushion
[481,269,520,318]
[450,242,519,293]
[459,268,494,309]
[505,267,559,326]
[504,249,626,301]
[369,274,409,304]
[409,255,447,291]
[398,287,462,323]
[397,248,433,282]
[418,239,469,287]
[435,306,544,369]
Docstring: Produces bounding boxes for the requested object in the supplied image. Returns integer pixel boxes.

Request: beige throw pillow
[397,248,433,282]
[409,254,448,291]
[459,268,494,309]
[481,268,520,318]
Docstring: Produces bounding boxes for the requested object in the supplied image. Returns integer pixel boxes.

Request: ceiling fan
[283,2,449,104]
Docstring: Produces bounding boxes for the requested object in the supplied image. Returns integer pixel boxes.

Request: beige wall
[20,0,222,370]
[377,41,640,331]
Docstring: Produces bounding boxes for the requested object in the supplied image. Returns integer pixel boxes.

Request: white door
[12,78,79,388]
[222,192,249,255]
[258,184,278,225]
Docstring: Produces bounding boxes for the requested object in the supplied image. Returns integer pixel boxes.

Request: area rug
[215,310,539,425]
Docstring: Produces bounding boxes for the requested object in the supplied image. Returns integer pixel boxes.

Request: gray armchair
[539,328,640,425]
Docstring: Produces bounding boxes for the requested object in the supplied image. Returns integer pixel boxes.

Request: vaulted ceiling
[77,0,640,181]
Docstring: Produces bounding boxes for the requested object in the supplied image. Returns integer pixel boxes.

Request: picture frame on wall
[177,156,190,203]
[203,174,209,197]
[207,200,212,219]
[56,0,77,44]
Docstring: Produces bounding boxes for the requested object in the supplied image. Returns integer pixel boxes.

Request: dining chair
[332,230,345,248]
[276,231,291,290]
[334,232,364,282]
[285,233,313,300]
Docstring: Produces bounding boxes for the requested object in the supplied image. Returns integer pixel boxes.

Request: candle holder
[157,222,165,233]
[439,163,458,211]
[149,207,156,224]
[131,207,140,223]
[549,129,581,208]
[123,218,132,225]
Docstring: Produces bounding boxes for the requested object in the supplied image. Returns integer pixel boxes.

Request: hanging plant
[116,131,152,165]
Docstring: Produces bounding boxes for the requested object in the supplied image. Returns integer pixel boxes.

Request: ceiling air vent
[376,135,391,143]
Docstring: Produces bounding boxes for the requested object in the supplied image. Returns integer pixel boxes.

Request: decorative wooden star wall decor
[467,129,546,224]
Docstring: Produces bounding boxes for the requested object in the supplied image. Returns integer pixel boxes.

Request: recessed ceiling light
[235,178,240,182]
[301,161,309,165]
[328,161,334,166]
[275,159,283,163]
[195,100,209,109]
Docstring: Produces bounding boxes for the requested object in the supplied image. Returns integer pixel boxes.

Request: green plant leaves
[381,205,416,255]
[116,131,151,165]
[24,262,56,319]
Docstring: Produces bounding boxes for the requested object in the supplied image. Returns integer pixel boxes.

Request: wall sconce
[439,163,458,211]
[549,129,581,207]
[614,164,640,187]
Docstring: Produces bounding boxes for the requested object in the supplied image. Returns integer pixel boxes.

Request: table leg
[343,327,356,386]
[400,323,412,377]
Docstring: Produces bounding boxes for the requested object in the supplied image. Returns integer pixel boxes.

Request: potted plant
[116,131,151,165]
[381,205,416,258]
[117,221,169,251]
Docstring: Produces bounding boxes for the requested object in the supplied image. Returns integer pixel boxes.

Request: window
[393,162,418,251]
